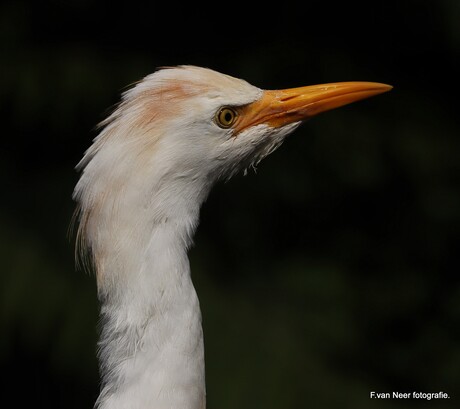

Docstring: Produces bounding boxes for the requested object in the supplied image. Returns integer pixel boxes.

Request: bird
[73,65,391,409]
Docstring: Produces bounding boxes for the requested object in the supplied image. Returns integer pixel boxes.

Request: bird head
[78,66,391,189]
[74,66,391,268]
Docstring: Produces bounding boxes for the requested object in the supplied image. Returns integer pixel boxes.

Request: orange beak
[235,82,392,134]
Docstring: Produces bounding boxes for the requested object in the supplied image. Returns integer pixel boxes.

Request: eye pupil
[216,107,237,128]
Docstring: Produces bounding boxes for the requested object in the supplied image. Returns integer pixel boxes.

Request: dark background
[2,1,459,408]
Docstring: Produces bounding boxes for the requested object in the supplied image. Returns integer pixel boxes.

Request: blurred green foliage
[1,0,459,408]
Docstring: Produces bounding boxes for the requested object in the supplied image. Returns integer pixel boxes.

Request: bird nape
[73,66,391,409]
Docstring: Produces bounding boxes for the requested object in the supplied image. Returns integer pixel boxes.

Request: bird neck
[95,192,207,409]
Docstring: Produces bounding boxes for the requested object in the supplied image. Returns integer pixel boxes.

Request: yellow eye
[216,107,238,128]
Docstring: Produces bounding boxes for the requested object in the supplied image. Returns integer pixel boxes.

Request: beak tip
[384,84,393,91]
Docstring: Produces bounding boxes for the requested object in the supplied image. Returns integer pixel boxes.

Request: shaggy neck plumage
[97,220,205,409]
[93,186,207,409]
[74,135,212,409]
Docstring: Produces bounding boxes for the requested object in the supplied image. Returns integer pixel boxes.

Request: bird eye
[215,107,238,128]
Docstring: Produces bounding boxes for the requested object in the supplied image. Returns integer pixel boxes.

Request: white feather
[73,66,297,409]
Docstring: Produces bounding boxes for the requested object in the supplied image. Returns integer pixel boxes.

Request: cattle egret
[73,66,391,409]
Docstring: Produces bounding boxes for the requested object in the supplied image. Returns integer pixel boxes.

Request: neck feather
[96,220,206,409]
[76,164,210,409]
